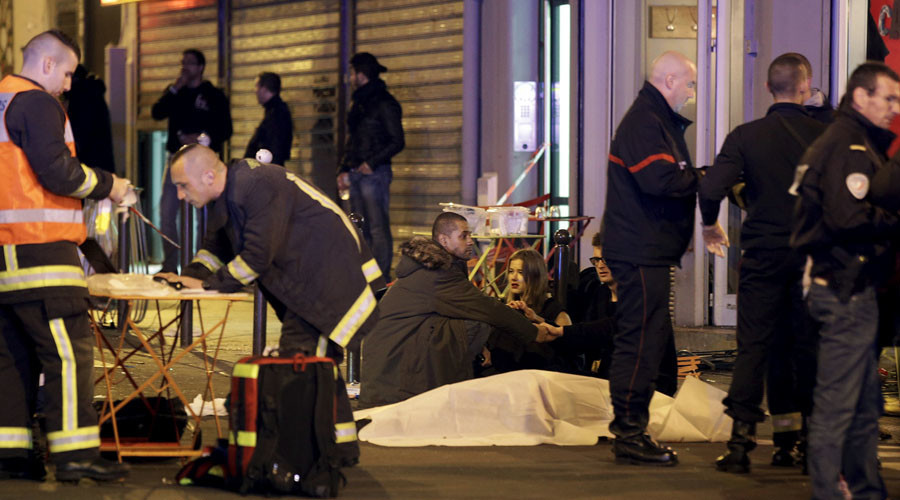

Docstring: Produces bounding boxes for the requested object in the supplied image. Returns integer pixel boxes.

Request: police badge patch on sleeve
[846,173,870,200]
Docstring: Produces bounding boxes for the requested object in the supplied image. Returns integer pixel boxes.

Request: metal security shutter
[231,0,340,179]
[355,0,464,242]
[136,0,219,132]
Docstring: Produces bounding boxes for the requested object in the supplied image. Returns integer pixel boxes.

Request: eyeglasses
[589,256,606,266]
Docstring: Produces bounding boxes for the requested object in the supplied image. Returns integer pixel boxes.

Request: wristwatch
[202,281,212,291]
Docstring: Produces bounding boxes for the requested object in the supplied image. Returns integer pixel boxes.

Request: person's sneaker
[613,433,678,466]
[54,457,129,482]
[0,457,46,481]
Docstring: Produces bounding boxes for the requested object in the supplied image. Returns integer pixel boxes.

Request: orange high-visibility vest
[0,75,86,245]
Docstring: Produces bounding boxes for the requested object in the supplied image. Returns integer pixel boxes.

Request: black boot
[771,430,799,467]
[612,432,678,467]
[716,420,756,473]
[0,456,46,481]
[54,457,129,482]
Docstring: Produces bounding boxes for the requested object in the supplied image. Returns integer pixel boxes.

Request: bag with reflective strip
[226,353,346,496]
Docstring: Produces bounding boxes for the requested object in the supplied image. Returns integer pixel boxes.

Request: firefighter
[0,30,131,481]
[159,144,385,465]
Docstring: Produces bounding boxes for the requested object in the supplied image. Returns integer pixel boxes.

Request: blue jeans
[349,167,392,277]
[807,283,885,500]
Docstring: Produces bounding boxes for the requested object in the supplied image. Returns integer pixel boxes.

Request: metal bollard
[553,229,572,308]
[179,200,193,347]
[346,212,365,383]
[252,283,267,355]
[116,209,130,327]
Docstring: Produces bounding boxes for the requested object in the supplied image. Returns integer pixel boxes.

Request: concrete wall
[11,0,51,72]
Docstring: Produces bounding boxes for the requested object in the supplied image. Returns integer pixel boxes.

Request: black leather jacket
[340,78,404,172]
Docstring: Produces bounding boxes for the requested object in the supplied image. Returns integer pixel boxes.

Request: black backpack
[226,353,345,497]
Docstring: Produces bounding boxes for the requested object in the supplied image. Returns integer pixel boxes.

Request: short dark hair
[183,49,205,69]
[256,72,281,95]
[840,61,900,110]
[784,52,813,79]
[432,212,467,240]
[24,29,81,62]
[170,143,201,169]
[591,231,602,248]
[767,53,807,98]
[350,52,388,81]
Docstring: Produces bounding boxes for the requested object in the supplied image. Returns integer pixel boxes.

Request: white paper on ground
[188,393,228,417]
[354,370,731,447]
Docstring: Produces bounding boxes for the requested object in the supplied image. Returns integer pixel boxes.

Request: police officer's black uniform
[698,102,825,471]
[791,107,896,499]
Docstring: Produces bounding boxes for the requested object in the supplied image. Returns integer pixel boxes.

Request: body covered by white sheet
[354,370,732,446]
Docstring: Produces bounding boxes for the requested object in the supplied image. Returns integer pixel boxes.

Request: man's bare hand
[508,300,540,322]
[172,72,188,92]
[108,176,131,204]
[534,323,562,343]
[481,346,492,367]
[357,162,373,175]
[702,222,730,258]
[337,172,351,191]
[545,324,564,338]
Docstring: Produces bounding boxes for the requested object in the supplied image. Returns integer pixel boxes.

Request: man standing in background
[151,48,232,273]
[337,52,404,279]
[244,71,293,166]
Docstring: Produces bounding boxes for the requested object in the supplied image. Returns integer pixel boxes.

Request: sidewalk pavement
[10,299,889,499]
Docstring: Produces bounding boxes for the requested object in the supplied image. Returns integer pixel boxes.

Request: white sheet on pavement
[353,370,732,446]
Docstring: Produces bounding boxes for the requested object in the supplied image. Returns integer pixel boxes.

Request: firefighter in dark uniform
[698,53,826,473]
[159,144,385,465]
[0,30,131,481]
[600,51,727,466]
[791,62,900,500]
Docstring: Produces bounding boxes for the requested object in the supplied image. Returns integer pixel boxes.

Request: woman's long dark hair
[506,248,549,312]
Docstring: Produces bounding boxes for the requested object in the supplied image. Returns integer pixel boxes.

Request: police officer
[698,53,826,473]
[601,51,727,466]
[0,30,130,481]
[159,145,386,465]
[791,61,900,500]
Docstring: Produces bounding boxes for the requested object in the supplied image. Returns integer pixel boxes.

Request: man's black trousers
[0,299,100,463]
[606,261,677,437]
[723,248,817,433]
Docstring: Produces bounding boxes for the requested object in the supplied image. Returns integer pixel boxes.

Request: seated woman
[486,248,572,372]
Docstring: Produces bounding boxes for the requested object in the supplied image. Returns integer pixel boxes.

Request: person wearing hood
[359,212,558,409]
[151,48,233,274]
[63,64,115,174]
[337,52,405,279]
